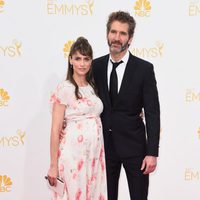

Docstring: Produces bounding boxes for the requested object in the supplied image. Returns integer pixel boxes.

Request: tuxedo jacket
[92,52,160,158]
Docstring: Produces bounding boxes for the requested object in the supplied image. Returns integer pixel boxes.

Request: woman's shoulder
[55,80,75,95]
[58,80,74,88]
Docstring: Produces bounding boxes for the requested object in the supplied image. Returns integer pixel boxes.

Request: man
[92,11,160,200]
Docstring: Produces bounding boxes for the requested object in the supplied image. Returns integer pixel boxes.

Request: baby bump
[60,117,103,153]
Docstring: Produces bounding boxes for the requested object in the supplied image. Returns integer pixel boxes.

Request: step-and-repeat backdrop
[1,0,200,199]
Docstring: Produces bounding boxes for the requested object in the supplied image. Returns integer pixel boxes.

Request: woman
[47,37,107,200]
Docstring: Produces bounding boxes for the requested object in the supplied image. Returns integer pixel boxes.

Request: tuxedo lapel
[117,54,136,101]
[100,55,111,107]
[98,53,136,108]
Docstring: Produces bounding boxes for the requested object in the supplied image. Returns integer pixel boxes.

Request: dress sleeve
[50,81,69,109]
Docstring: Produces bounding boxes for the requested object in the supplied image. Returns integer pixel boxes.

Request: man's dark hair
[107,11,136,38]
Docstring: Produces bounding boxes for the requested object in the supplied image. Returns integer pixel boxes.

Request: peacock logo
[134,0,151,10]
[0,88,10,107]
[0,175,12,192]
[197,128,200,139]
[63,40,74,59]
[133,0,152,17]
[0,0,5,13]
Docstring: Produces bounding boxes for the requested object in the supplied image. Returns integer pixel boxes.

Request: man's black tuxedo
[93,52,160,200]
[93,53,160,159]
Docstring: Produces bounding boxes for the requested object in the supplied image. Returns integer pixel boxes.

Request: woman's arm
[48,103,65,186]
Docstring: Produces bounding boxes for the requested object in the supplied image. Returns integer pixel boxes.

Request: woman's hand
[48,103,65,186]
[47,165,58,186]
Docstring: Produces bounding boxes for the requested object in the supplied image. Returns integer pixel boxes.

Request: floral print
[50,81,107,200]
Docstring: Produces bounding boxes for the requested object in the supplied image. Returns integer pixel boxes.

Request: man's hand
[59,118,66,141]
[141,156,157,174]
[139,110,144,120]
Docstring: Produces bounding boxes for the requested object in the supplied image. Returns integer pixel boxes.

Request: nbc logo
[63,40,74,58]
[133,0,151,17]
[47,0,94,15]
[188,0,200,16]
[0,88,10,107]
[0,175,12,192]
[0,0,5,13]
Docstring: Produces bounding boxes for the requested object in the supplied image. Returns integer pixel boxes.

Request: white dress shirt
[107,51,130,92]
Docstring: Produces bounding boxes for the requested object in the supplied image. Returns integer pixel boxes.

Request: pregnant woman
[47,37,107,200]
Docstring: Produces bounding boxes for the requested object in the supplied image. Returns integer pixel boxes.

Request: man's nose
[114,33,120,41]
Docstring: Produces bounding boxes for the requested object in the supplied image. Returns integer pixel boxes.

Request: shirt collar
[109,51,130,66]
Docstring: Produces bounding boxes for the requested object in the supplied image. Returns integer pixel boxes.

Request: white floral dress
[50,80,107,200]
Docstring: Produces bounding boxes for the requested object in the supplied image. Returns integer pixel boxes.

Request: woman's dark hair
[66,36,97,99]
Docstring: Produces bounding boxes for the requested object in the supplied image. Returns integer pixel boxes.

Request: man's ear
[128,37,133,46]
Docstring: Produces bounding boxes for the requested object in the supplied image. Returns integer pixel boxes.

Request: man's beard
[108,40,130,54]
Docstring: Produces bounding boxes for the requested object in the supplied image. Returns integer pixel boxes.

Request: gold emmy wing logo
[0,129,26,147]
[131,41,164,58]
[63,40,74,58]
[0,88,10,107]
[134,0,151,17]
[0,0,5,13]
[47,0,94,15]
[189,0,200,16]
[0,175,12,192]
[0,40,22,57]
